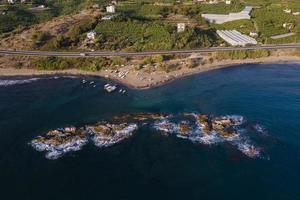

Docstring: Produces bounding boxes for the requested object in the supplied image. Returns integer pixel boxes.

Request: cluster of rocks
[154,114,243,139]
[87,122,138,147]
[154,120,192,138]
[30,127,88,160]
[30,122,138,160]
[30,112,263,159]
[153,114,260,158]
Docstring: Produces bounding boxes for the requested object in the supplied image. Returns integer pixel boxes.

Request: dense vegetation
[216,49,271,60]
[93,18,214,51]
[1,0,300,49]
[34,56,128,71]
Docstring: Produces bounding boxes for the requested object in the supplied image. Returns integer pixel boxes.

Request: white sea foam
[236,141,260,158]
[0,78,41,87]
[153,115,261,158]
[253,124,268,135]
[189,131,221,145]
[153,120,177,134]
[224,115,245,125]
[31,137,88,160]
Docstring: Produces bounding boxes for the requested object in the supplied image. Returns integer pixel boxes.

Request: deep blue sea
[0,63,300,200]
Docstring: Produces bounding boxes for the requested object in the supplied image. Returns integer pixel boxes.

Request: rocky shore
[30,112,264,159]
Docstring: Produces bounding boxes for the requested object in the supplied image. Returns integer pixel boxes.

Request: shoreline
[1,56,300,89]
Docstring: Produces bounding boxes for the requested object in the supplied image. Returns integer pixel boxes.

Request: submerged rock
[237,142,260,158]
[112,113,171,122]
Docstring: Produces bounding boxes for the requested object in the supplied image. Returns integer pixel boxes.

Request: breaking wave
[0,78,41,87]
[0,75,79,87]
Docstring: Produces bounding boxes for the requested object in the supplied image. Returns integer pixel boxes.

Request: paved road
[0,43,300,57]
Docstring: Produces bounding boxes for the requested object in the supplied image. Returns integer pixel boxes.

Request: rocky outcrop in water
[87,122,138,147]
[30,113,264,159]
[30,127,88,160]
[153,114,260,158]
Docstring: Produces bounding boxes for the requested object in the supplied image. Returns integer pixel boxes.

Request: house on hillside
[177,23,186,32]
[87,31,96,40]
[106,5,115,13]
[283,8,292,14]
[7,0,15,4]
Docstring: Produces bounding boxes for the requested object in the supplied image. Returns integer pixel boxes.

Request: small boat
[82,79,87,84]
[89,81,95,85]
[93,85,96,88]
[104,84,117,93]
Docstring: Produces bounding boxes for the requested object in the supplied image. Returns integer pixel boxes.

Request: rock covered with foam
[87,122,138,147]
[153,114,261,158]
[30,112,267,159]
[30,127,88,159]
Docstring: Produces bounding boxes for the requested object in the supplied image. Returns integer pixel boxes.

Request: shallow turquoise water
[0,63,300,199]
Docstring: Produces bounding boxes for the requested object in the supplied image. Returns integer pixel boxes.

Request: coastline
[1,55,300,89]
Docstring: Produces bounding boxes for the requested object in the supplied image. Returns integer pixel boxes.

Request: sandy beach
[1,55,300,89]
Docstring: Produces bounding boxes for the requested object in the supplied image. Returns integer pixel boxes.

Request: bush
[32,31,50,47]
[295,48,300,57]
[34,57,113,71]
[152,55,164,63]
[143,56,152,65]
[216,50,270,60]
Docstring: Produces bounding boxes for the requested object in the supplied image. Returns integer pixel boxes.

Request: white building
[177,23,186,32]
[202,6,252,24]
[208,0,218,4]
[283,8,292,14]
[111,0,118,5]
[249,31,258,37]
[293,12,300,16]
[7,0,15,4]
[106,5,115,13]
[217,30,257,46]
[225,0,231,5]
